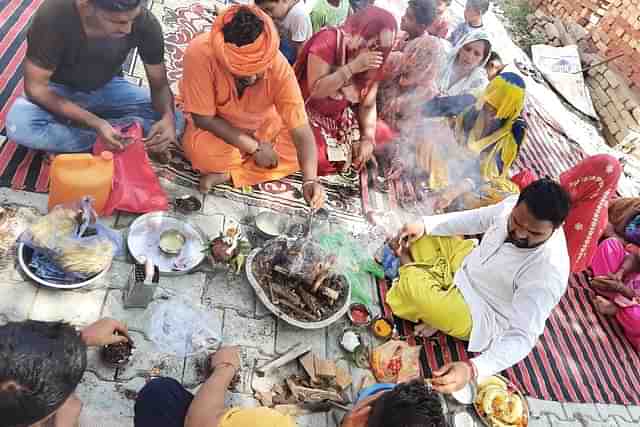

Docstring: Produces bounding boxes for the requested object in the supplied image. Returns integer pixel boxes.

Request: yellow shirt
[218,407,296,427]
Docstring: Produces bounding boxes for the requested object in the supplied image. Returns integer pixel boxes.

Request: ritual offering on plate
[159,229,186,255]
[347,303,372,326]
[474,375,528,427]
[101,334,134,367]
[19,199,118,287]
[371,316,393,339]
[208,221,241,263]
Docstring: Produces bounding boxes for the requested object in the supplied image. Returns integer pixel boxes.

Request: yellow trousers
[386,236,474,340]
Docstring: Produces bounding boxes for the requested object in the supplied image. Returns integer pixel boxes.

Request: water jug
[48,152,114,215]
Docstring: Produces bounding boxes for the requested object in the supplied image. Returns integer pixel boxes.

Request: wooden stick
[256,343,312,374]
[572,52,624,74]
[275,298,319,321]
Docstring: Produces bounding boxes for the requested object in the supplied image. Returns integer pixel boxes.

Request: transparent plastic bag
[148,299,221,357]
[20,198,122,281]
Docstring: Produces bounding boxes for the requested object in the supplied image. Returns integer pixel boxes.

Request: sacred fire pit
[245,237,350,329]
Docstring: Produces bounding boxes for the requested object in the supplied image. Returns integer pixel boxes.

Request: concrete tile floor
[1,189,639,427]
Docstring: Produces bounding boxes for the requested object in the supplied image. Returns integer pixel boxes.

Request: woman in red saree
[294,6,397,176]
[514,154,622,273]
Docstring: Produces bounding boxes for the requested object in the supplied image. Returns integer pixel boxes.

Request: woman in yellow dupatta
[418,71,526,210]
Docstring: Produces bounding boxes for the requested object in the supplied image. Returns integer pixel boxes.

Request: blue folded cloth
[382,244,400,280]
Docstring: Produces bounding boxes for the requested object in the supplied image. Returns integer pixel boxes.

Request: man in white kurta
[387,179,572,392]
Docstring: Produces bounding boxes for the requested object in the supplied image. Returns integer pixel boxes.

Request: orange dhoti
[182,125,300,188]
[179,6,309,188]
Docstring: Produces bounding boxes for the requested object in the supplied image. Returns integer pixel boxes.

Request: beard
[506,235,530,248]
[506,231,547,249]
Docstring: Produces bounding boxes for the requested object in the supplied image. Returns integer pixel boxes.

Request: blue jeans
[6,77,185,153]
[134,377,193,427]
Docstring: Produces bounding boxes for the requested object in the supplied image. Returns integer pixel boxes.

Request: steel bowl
[159,229,186,255]
[255,211,287,239]
[347,302,372,326]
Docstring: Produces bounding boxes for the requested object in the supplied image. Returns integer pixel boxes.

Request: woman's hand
[353,137,375,170]
[349,49,384,74]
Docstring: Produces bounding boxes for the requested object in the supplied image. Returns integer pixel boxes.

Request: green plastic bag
[317,231,383,305]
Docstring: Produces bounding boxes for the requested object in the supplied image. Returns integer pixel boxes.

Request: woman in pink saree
[294,6,397,176]
[590,237,640,351]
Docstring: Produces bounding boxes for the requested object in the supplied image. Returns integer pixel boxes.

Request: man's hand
[209,346,241,372]
[431,361,473,394]
[80,318,129,347]
[96,120,129,152]
[53,394,82,427]
[144,116,177,153]
[353,137,375,170]
[303,181,325,210]
[253,142,279,169]
[398,222,426,246]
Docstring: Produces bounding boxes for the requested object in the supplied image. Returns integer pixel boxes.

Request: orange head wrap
[210,5,279,76]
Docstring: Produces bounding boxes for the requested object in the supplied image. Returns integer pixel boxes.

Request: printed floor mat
[377,273,640,405]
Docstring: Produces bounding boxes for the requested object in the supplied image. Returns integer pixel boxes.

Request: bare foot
[414,322,438,338]
[594,296,618,316]
[199,172,231,193]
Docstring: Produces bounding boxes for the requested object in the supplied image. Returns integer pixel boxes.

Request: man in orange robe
[179,5,324,208]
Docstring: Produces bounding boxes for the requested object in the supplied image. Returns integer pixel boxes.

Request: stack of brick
[586,67,640,145]
[527,2,640,146]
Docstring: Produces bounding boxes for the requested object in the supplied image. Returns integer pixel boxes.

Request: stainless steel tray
[127,212,207,275]
[245,237,351,330]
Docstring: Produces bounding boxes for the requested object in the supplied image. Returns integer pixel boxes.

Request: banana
[502,394,524,424]
[487,415,516,427]
[476,384,506,407]
[479,376,508,391]
[481,387,509,416]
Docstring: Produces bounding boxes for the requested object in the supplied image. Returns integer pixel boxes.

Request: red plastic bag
[93,122,168,215]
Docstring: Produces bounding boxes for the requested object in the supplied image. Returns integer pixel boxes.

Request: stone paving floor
[1,184,639,427]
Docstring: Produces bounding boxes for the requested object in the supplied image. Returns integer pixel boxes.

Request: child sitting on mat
[590,238,640,351]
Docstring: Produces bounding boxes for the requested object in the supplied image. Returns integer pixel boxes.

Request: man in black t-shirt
[6,0,182,155]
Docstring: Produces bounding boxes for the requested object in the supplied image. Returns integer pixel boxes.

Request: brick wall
[529,0,640,147]
[531,0,640,89]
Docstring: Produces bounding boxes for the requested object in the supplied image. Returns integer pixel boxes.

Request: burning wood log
[274,298,320,321]
[298,288,321,315]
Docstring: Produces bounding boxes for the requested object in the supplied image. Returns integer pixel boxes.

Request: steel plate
[127,212,207,275]
[17,243,110,290]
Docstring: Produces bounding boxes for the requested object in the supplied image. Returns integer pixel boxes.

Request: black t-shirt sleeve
[26,1,66,70]
[136,9,164,65]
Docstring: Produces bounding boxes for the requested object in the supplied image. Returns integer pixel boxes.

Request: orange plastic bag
[93,122,168,215]
[370,340,421,383]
